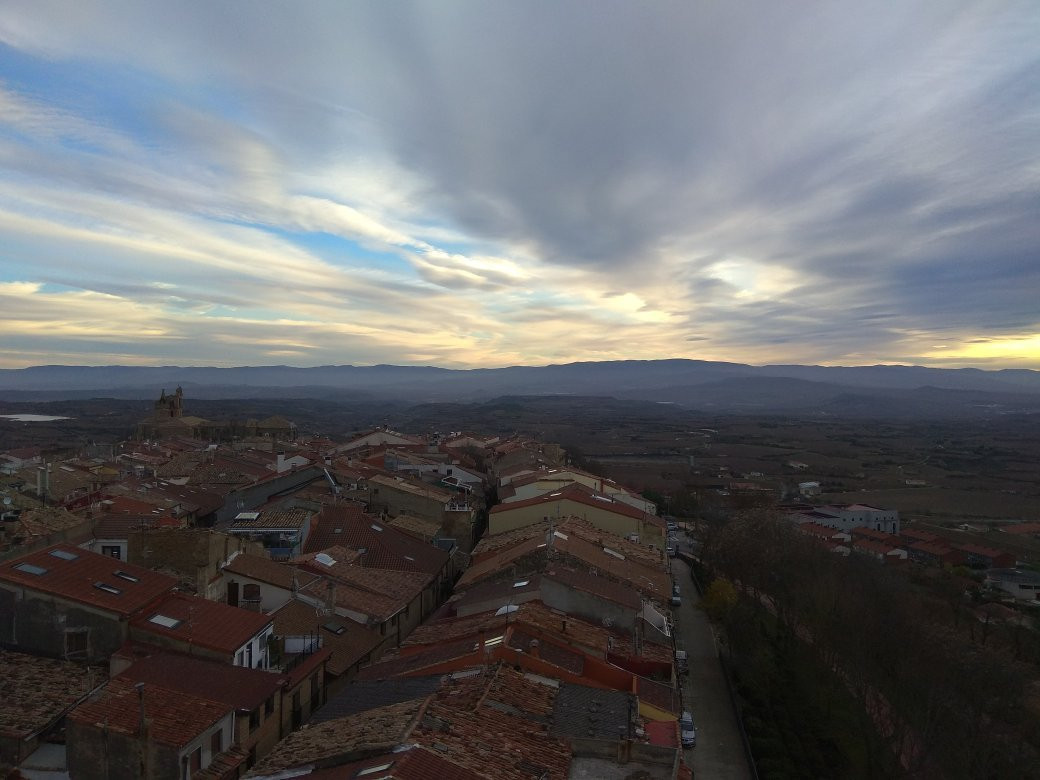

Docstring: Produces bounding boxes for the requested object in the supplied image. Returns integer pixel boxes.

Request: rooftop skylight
[148,613,182,629]
[314,553,336,567]
[114,570,140,582]
[355,763,394,778]
[49,549,79,561]
[14,562,48,576]
[94,582,122,595]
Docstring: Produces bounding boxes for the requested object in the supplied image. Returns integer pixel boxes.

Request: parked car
[674,649,689,675]
[680,711,697,748]
[670,592,681,607]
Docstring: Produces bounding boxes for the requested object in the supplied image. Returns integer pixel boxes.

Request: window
[49,549,79,561]
[242,583,261,602]
[189,747,202,775]
[102,545,121,559]
[310,672,320,702]
[249,709,260,730]
[64,627,90,660]
[356,763,394,777]
[14,563,48,576]
[148,614,182,629]
[264,696,274,716]
[210,729,222,755]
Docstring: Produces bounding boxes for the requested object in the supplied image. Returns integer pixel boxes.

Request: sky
[0,1,1038,371]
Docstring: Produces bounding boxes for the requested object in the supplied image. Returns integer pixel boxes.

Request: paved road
[671,558,754,780]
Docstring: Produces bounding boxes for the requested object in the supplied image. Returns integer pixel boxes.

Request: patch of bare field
[823,487,1040,521]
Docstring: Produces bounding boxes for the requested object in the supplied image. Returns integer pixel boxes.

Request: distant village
[0,390,1036,779]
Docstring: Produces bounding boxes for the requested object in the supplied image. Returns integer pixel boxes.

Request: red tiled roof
[851,527,899,543]
[852,538,898,556]
[490,482,663,528]
[354,637,480,680]
[404,601,623,661]
[245,699,425,775]
[0,649,103,740]
[224,552,321,591]
[308,745,489,780]
[116,649,285,710]
[270,598,383,677]
[413,690,572,780]
[0,544,177,617]
[908,540,959,557]
[459,523,670,598]
[294,550,429,620]
[304,504,449,574]
[130,591,271,655]
[69,677,229,749]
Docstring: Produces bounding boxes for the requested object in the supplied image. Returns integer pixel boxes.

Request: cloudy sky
[0,1,1037,370]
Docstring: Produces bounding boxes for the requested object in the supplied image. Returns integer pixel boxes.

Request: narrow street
[670,557,754,780]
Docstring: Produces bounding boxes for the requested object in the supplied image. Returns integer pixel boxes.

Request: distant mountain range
[1,360,1038,418]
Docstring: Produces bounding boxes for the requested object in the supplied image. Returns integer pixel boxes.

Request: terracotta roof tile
[270,598,383,677]
[385,512,443,542]
[543,566,642,611]
[0,544,177,617]
[370,474,454,503]
[244,699,425,776]
[302,745,488,780]
[224,553,321,592]
[304,504,449,574]
[294,551,429,620]
[130,591,271,655]
[354,638,479,680]
[69,677,229,749]
[194,744,249,780]
[230,507,312,530]
[414,696,571,780]
[0,649,105,739]
[490,482,663,529]
[115,649,285,710]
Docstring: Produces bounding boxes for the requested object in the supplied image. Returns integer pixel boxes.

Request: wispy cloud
[0,1,1037,369]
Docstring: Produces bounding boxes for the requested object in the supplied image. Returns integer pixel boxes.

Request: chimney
[135,682,147,735]
[276,452,288,473]
[528,638,539,659]
[325,579,335,612]
[37,466,45,498]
